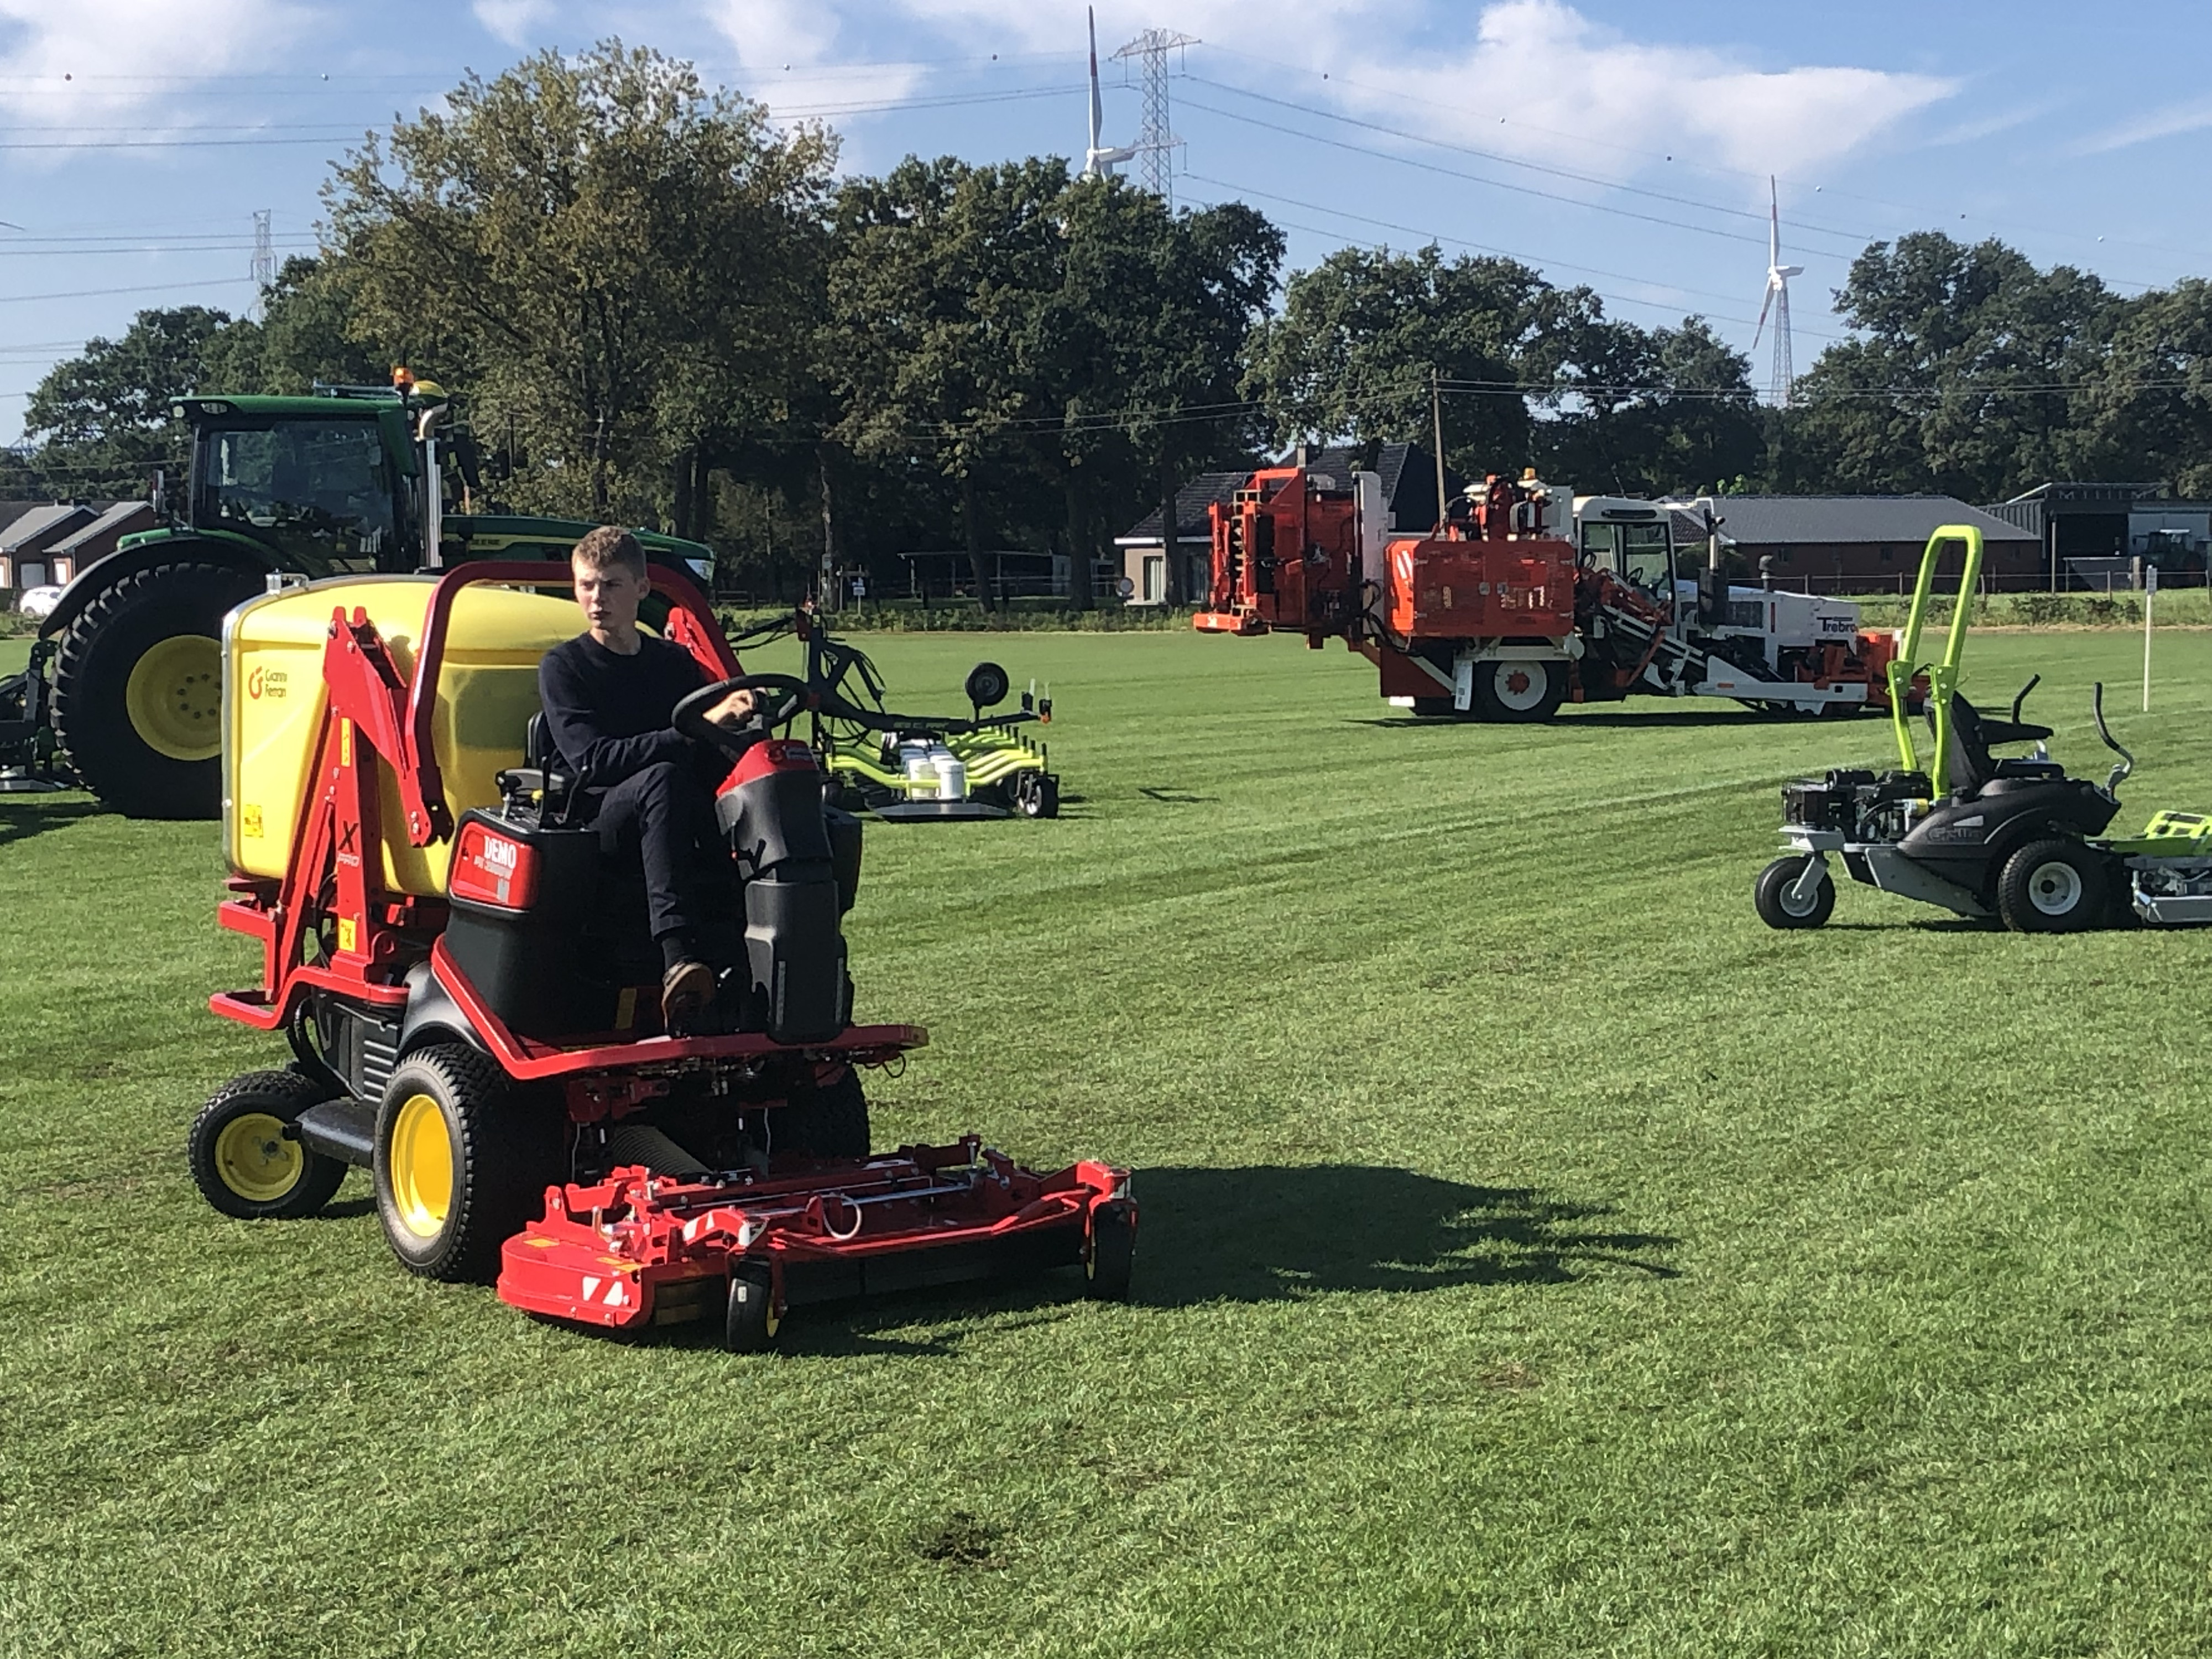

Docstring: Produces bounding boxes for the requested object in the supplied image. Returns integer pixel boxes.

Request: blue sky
[0,0,2205,444]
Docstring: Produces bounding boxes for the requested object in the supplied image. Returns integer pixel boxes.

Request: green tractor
[0,379,712,818]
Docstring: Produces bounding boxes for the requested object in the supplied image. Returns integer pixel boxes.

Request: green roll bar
[1886,524,1984,787]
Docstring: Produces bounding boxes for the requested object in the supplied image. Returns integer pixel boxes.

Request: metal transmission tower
[249,210,275,319]
[1751,176,1802,407]
[1111,27,1199,205]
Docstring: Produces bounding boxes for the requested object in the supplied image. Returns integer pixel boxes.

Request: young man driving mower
[538,526,756,1019]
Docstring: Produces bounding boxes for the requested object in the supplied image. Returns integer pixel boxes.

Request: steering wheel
[672,674,814,755]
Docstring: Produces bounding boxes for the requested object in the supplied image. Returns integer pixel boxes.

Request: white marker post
[2143,562,2158,712]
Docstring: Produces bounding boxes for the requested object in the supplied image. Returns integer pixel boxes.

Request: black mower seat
[1939,694,2056,797]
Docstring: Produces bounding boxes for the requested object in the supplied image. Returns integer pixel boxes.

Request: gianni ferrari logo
[245,666,290,700]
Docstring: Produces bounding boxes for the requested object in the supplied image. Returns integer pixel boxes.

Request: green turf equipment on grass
[1760,525,2212,931]
[731,606,1061,821]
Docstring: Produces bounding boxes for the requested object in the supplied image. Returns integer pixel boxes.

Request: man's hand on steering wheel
[702,687,759,728]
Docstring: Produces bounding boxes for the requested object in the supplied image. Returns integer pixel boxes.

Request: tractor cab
[1574,498,1677,597]
[178,395,426,575]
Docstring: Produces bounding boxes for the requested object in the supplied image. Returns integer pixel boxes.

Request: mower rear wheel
[1085,1204,1135,1301]
[723,1265,781,1352]
[1754,855,1835,930]
[1021,772,1059,818]
[189,1070,348,1220]
[1997,839,2108,934]
[374,1044,557,1283]
[1472,659,1565,723]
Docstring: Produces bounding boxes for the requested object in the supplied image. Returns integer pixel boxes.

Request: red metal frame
[498,1140,1132,1332]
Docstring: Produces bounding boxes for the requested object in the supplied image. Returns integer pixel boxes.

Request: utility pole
[1112,28,1199,205]
[249,210,274,320]
[1431,368,1448,532]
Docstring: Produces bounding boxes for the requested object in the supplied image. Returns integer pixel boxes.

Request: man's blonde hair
[571,525,648,580]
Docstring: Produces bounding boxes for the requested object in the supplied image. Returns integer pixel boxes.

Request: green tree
[1533,315,1762,497]
[325,40,834,526]
[201,257,391,395]
[1246,246,1548,482]
[1782,232,2116,499]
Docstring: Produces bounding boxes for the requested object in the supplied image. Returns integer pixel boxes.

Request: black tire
[1022,773,1060,818]
[724,1265,780,1352]
[1084,1203,1135,1302]
[1471,659,1566,723]
[50,559,265,818]
[1754,855,1835,930]
[374,1044,558,1282]
[1997,838,2109,934]
[189,1069,349,1220]
[1409,696,1460,718]
[771,1067,871,1160]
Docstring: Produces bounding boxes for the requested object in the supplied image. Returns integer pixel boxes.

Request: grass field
[4,625,2211,1657]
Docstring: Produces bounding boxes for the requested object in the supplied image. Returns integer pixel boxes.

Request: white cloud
[749,0,1951,190]
[1360,1,1955,185]
[2075,96,2212,156]
[474,0,557,48]
[0,0,313,123]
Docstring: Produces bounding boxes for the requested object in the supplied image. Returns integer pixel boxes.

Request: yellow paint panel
[225,579,578,893]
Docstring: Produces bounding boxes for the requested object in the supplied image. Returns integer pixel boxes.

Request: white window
[1142,554,1166,604]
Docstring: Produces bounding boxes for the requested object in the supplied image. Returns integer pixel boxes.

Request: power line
[0,277,250,303]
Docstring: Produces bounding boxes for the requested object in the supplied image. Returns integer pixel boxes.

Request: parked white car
[16,584,62,619]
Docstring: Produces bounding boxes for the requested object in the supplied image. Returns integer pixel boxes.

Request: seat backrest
[1940,694,1999,795]
[526,711,560,773]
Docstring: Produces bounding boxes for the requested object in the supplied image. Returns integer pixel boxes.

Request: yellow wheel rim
[212,1112,303,1203]
[124,634,223,762]
[388,1092,454,1239]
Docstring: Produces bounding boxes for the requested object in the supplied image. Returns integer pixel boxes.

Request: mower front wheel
[1085,1204,1136,1301]
[1020,772,1060,818]
[374,1045,559,1283]
[724,1266,781,1353]
[1997,839,2109,934]
[1754,855,1835,930]
[189,1070,349,1220]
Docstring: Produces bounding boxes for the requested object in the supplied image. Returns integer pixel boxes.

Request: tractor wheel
[1409,696,1461,719]
[374,1044,558,1282]
[189,1070,348,1220]
[1084,1204,1136,1302]
[1997,839,2108,934]
[1022,773,1060,818]
[1472,659,1565,723]
[723,1265,781,1352]
[1754,855,1835,930]
[772,1067,871,1160]
[50,560,264,819]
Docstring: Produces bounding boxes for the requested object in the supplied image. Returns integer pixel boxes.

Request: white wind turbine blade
[1088,8,1105,156]
[1753,278,1775,351]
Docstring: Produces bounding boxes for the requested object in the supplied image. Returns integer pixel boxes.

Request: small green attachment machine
[0,374,712,818]
[1757,524,2212,931]
[726,606,1060,821]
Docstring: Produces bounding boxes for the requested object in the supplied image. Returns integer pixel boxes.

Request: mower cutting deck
[192,561,1130,1347]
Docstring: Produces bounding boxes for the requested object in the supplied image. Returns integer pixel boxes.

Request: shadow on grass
[1351,709,1767,731]
[1132,1165,1678,1303]
[594,1165,1678,1359]
[0,799,103,846]
[1138,787,1217,804]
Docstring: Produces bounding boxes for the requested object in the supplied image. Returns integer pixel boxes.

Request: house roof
[0,502,93,552]
[50,499,154,555]
[1694,495,2034,548]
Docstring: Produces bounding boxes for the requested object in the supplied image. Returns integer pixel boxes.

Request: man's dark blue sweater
[538,632,708,784]
[536,632,717,959]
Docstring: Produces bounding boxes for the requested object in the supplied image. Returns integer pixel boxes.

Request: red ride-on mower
[191,561,1133,1349]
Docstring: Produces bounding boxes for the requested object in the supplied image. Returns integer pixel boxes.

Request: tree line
[17,41,2212,602]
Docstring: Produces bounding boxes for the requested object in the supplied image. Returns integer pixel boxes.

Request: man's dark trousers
[594,759,720,943]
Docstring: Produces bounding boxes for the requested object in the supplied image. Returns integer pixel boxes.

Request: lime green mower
[1758,524,2212,931]
[728,608,1060,821]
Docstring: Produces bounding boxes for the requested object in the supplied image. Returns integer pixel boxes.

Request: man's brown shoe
[662,959,716,1020]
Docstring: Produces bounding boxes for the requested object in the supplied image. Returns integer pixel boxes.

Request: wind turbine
[1081,7,1135,180]
[1752,175,1802,408]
